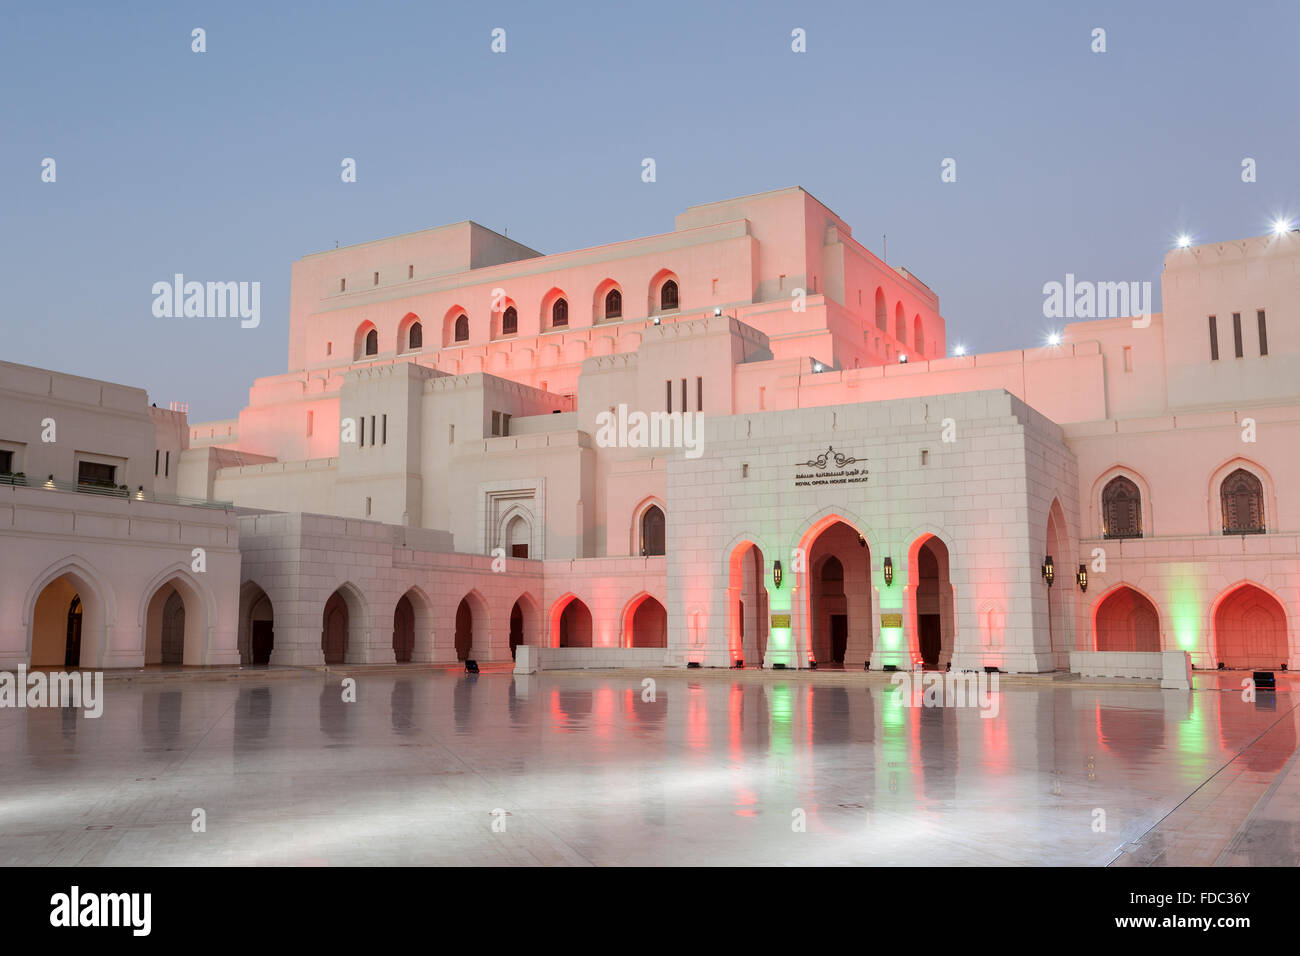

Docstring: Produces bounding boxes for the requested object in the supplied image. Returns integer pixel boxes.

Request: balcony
[0,472,233,510]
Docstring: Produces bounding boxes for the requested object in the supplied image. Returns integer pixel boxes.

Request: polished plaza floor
[1,669,1296,866]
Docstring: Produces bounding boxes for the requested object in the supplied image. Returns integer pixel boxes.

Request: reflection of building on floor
[2,186,1297,673]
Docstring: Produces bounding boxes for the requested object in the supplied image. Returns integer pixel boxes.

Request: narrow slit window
[154,449,159,475]
[1208,315,1219,360]
[1258,310,1268,356]
[408,264,414,279]
[696,376,702,412]
[1232,312,1243,358]
[666,380,672,413]
[359,417,365,446]
[373,271,379,286]
[165,450,169,477]
[382,414,387,445]
[1123,346,1133,372]
[307,410,314,436]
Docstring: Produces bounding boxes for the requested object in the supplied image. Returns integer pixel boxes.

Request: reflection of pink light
[594,686,614,737]
[729,684,743,758]
[686,685,708,749]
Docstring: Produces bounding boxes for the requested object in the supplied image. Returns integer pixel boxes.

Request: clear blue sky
[3,0,1296,421]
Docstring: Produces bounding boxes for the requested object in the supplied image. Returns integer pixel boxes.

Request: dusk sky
[3,0,1297,421]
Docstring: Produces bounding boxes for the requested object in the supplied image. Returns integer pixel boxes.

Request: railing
[0,473,232,510]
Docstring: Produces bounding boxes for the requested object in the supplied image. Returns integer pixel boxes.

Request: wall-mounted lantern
[772,560,783,589]
[883,557,894,587]
[1077,564,1087,593]
[1042,554,1055,587]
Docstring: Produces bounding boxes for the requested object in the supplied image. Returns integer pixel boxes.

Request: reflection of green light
[771,684,792,725]
[881,627,903,650]
[769,683,793,760]
[1177,691,1205,755]
[1169,565,1201,651]
[882,684,905,729]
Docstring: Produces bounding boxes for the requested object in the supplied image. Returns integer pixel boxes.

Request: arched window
[551,299,568,328]
[913,315,924,357]
[660,280,679,311]
[1221,468,1265,534]
[502,306,518,335]
[895,303,906,345]
[874,288,887,332]
[605,289,622,320]
[454,314,469,342]
[365,328,378,355]
[1102,476,1142,539]
[640,505,665,556]
[407,321,423,350]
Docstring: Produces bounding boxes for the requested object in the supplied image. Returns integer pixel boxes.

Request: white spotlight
[812,361,824,373]
[1272,218,1292,237]
[713,306,722,317]
[652,316,661,325]
[1047,332,1062,346]
[898,353,908,364]
[1176,234,1192,249]
[953,344,967,356]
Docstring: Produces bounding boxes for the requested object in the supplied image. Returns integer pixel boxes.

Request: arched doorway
[143,575,204,666]
[66,596,82,667]
[240,582,274,665]
[455,598,473,660]
[727,542,767,666]
[1215,584,1289,669]
[553,596,593,647]
[510,602,524,659]
[802,519,872,667]
[1094,586,1160,652]
[1044,500,1071,669]
[322,592,349,664]
[393,595,415,663]
[29,569,103,668]
[913,536,955,668]
[161,590,185,664]
[626,595,667,648]
[814,556,847,664]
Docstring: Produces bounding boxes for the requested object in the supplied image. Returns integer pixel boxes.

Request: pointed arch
[442,305,470,346]
[492,296,520,339]
[453,588,491,661]
[874,287,887,332]
[540,287,569,331]
[649,268,680,315]
[24,557,114,668]
[548,592,593,648]
[593,278,623,323]
[894,301,906,344]
[322,581,369,665]
[1089,466,1154,539]
[630,495,667,557]
[621,591,668,648]
[398,312,423,352]
[1211,581,1290,668]
[354,320,378,360]
[138,563,215,666]
[1208,457,1276,535]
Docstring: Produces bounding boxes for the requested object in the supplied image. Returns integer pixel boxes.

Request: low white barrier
[1068,650,1192,689]
[514,645,668,674]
